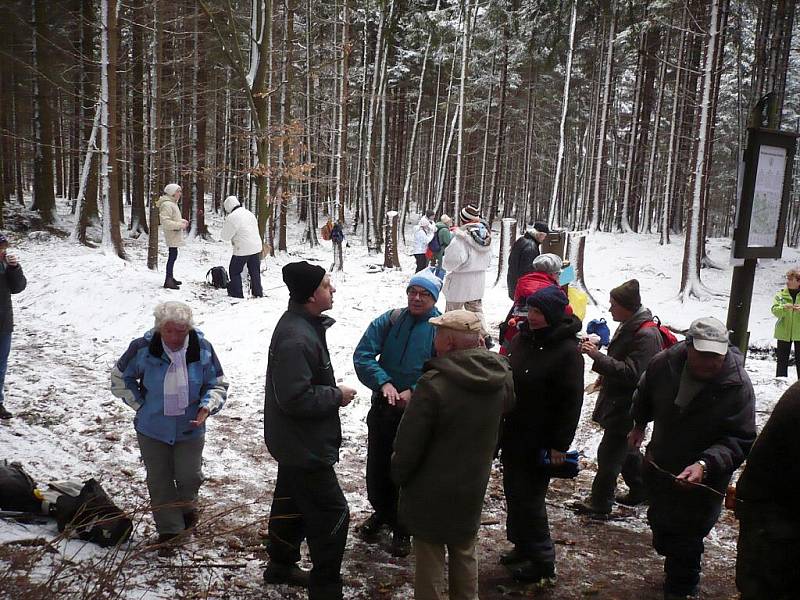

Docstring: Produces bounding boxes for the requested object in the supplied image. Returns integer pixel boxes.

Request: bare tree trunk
[453,0,472,221]
[31,0,57,223]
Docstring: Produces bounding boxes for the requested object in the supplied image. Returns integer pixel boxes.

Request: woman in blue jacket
[111,301,228,553]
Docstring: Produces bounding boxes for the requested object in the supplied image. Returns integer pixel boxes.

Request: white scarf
[162,336,190,417]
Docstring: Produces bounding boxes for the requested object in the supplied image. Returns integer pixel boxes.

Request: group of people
[0,201,772,600]
[158,183,263,298]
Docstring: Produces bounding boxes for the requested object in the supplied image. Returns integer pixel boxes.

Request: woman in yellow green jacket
[772,267,800,377]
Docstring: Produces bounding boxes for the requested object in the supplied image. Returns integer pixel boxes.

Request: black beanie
[282,261,326,303]
[610,279,641,311]
[526,285,568,326]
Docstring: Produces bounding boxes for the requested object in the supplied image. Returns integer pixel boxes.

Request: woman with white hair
[157,184,189,289]
[111,301,228,555]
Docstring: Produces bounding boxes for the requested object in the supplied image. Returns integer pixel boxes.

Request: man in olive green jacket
[391,310,514,600]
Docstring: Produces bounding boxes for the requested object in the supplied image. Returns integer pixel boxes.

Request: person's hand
[190,407,209,427]
[549,449,566,466]
[4,251,18,267]
[675,462,705,486]
[627,426,645,450]
[181,219,190,230]
[580,339,600,358]
[396,389,412,408]
[381,382,401,406]
[339,385,357,407]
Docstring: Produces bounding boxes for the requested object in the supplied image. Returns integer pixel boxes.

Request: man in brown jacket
[391,310,514,600]
[576,279,664,515]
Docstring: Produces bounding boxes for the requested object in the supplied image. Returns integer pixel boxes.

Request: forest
[0,0,797,297]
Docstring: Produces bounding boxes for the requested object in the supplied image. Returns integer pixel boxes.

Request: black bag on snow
[55,479,132,547]
[0,460,41,513]
[206,266,230,289]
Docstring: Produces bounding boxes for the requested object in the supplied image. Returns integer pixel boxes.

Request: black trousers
[413,254,428,273]
[366,397,407,534]
[736,506,800,600]
[166,247,178,279]
[590,430,645,508]
[266,464,350,600]
[502,454,555,564]
[775,340,800,377]
[228,253,263,298]
[647,486,722,596]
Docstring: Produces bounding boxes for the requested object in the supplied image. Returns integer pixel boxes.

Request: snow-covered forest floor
[0,201,797,599]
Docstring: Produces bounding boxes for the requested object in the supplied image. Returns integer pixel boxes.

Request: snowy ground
[0,201,796,598]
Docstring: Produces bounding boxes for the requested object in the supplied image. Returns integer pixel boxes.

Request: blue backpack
[586,318,611,347]
[428,229,443,254]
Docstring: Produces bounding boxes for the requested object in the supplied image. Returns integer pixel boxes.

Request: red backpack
[637,316,679,349]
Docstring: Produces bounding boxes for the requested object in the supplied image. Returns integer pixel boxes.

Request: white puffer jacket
[157,195,184,248]
[221,197,263,256]
[441,224,493,303]
[412,225,434,255]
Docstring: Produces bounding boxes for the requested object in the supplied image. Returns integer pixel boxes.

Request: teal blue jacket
[353,306,441,393]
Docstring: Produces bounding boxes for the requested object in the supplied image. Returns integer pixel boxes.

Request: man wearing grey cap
[391,310,514,600]
[629,316,756,600]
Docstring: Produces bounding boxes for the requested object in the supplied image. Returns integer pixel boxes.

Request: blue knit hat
[408,269,443,301]
[526,285,568,326]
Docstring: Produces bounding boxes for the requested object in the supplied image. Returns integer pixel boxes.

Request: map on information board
[748,145,787,247]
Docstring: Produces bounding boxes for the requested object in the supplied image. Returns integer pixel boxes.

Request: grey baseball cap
[688,317,729,355]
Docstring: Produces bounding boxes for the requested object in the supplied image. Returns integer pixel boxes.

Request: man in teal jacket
[353,269,442,557]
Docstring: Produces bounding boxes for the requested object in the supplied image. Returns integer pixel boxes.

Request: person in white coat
[220,196,263,298]
[412,221,434,273]
[158,183,189,290]
[441,205,492,338]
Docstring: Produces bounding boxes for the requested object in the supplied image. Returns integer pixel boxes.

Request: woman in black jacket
[500,285,584,586]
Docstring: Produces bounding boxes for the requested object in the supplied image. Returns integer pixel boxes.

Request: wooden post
[383,210,401,269]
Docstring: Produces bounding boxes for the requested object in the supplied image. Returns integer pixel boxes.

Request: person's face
[787,273,800,290]
[173,188,182,201]
[407,286,436,316]
[534,231,548,243]
[609,296,633,323]
[161,321,190,351]
[527,306,548,330]
[686,345,726,380]
[310,275,335,313]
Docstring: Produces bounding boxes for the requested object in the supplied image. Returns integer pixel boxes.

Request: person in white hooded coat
[220,196,263,298]
[441,205,492,336]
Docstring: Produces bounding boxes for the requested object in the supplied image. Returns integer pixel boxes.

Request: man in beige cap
[629,316,756,600]
[391,310,514,600]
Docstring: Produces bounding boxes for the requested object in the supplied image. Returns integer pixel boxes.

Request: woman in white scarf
[111,301,228,555]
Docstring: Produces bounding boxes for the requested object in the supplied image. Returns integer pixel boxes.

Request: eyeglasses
[407,288,433,299]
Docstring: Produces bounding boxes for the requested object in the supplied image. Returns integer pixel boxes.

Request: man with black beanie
[263,261,357,600]
[506,222,550,300]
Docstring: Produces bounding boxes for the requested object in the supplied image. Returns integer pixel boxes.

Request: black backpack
[55,479,132,547]
[0,460,41,513]
[206,266,230,289]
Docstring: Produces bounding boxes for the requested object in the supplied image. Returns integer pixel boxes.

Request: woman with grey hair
[111,301,228,554]
[157,183,189,289]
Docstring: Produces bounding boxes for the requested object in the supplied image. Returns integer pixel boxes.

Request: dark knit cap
[610,279,641,311]
[526,285,568,326]
[283,261,326,303]
[533,222,550,234]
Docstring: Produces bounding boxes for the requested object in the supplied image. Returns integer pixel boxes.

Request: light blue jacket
[110,329,228,444]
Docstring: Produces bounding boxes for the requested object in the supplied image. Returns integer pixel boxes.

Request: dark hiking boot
[357,513,383,544]
[263,562,310,588]
[173,279,182,285]
[163,278,180,290]
[499,547,529,566]
[0,405,12,419]
[390,533,411,558]
[183,510,199,530]
[154,533,180,557]
[511,561,557,586]
[615,492,648,507]
[572,499,612,517]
